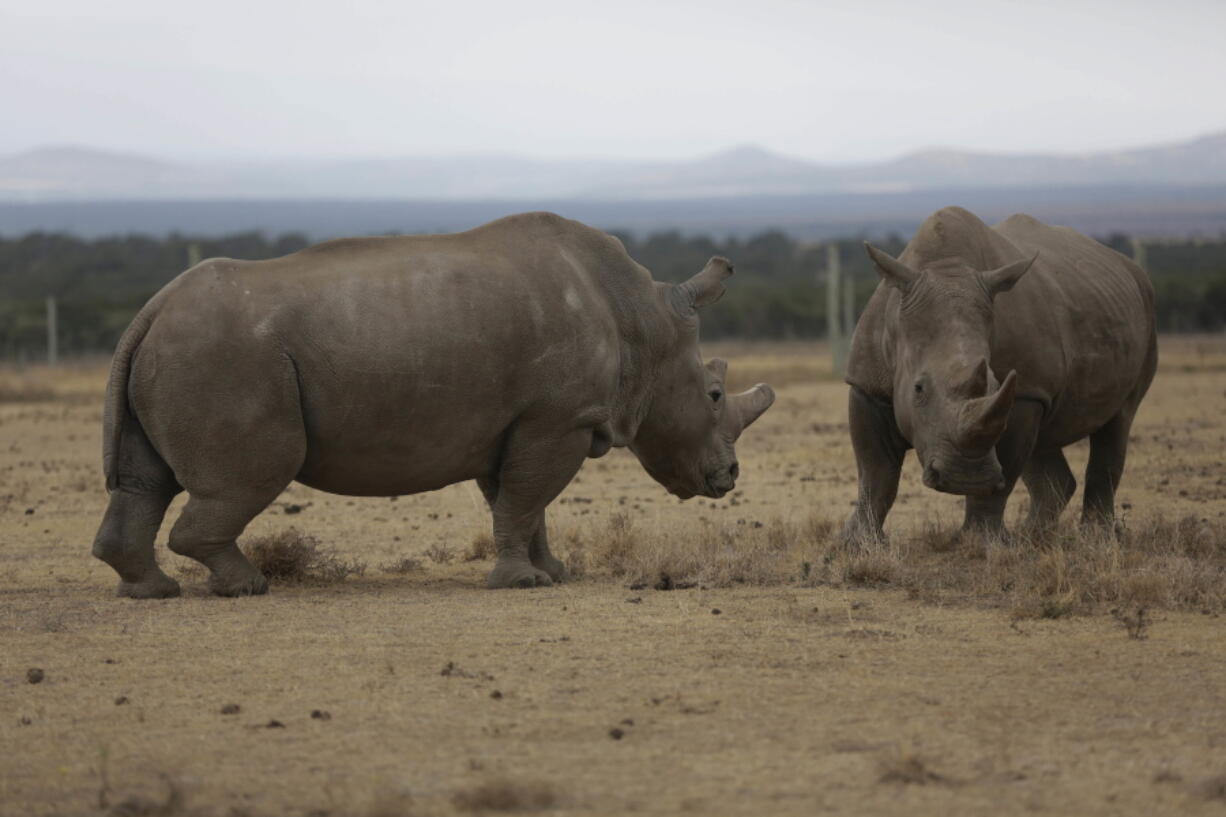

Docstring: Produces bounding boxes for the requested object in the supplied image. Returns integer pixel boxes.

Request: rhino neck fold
[605,288,680,448]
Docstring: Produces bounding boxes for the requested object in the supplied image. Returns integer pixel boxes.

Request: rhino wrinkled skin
[92,212,775,598]
[843,206,1157,543]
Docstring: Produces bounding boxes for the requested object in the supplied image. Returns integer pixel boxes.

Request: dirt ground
[2,338,1225,816]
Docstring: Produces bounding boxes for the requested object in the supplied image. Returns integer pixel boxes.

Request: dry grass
[243,529,367,584]
[556,510,1226,616]
[5,341,1226,817]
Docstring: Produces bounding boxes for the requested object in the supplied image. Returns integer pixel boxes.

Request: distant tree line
[1,228,1224,360]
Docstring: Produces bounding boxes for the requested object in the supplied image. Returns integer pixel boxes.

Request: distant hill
[3,131,1226,202]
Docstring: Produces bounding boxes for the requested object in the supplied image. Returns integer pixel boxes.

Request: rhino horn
[864,243,919,292]
[731,383,775,438]
[981,253,1038,296]
[670,256,734,316]
[956,369,1017,453]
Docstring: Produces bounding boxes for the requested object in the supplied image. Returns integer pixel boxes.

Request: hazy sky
[3,0,1224,163]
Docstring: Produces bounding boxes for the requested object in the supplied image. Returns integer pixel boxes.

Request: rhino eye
[709,389,723,403]
[914,383,923,394]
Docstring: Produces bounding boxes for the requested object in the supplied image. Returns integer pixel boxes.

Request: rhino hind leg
[485,425,589,589]
[168,493,283,597]
[93,415,181,599]
[1082,409,1134,528]
[1020,447,1076,536]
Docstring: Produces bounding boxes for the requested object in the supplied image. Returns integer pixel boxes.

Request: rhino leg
[1021,447,1076,536]
[477,477,566,582]
[485,426,588,589]
[842,386,908,546]
[1082,409,1134,528]
[93,414,181,599]
[959,400,1043,541]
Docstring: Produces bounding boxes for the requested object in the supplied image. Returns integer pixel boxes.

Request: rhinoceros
[842,206,1156,542]
[92,212,775,598]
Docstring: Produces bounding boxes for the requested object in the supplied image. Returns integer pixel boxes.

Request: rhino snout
[705,460,739,498]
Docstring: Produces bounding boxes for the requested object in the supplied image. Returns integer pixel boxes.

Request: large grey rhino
[843,206,1156,542]
[92,212,775,597]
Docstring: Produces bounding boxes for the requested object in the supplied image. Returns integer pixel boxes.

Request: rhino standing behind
[843,206,1156,542]
[93,212,775,597]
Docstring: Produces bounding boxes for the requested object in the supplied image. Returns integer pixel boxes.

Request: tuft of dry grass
[243,529,366,584]
[451,779,558,812]
[424,543,455,564]
[464,531,495,562]
[380,557,423,574]
[555,511,1226,615]
[877,753,953,786]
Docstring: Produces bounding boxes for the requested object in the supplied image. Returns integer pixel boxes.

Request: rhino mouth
[922,457,1005,496]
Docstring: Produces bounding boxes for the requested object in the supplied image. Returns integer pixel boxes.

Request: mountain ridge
[2,130,1225,201]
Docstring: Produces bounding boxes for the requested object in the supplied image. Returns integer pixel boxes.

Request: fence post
[46,295,58,367]
[1130,237,1147,271]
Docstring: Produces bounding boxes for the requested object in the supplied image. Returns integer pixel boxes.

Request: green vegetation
[1,228,1223,359]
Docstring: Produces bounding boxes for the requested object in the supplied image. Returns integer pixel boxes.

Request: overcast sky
[2,0,1223,163]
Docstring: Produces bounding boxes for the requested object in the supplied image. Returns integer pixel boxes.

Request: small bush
[243,529,365,584]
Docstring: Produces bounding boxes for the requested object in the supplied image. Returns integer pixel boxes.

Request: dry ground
[2,338,1225,816]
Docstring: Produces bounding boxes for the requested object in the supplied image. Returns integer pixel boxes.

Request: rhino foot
[207,567,269,598]
[487,559,553,589]
[117,572,181,600]
[532,554,568,583]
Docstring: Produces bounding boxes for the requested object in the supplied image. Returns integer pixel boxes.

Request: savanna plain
[3,338,1226,817]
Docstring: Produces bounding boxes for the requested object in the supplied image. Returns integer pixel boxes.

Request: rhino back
[133,213,653,495]
[992,214,1156,444]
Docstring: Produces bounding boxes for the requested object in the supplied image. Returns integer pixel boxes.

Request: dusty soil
[2,338,1225,816]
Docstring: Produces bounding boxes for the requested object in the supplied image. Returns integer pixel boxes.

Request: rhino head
[863,242,1037,496]
[629,257,776,500]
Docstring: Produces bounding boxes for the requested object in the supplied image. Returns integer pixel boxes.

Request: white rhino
[844,206,1157,542]
[92,212,775,597]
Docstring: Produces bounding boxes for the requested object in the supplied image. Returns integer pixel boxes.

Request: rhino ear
[982,253,1037,296]
[864,243,918,292]
[704,357,728,383]
[670,256,734,316]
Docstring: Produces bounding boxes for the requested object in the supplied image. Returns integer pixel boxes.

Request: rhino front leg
[960,400,1043,540]
[485,426,588,589]
[1020,447,1076,535]
[842,386,909,546]
[477,477,566,582]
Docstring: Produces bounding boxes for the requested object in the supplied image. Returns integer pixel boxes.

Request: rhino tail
[102,289,170,491]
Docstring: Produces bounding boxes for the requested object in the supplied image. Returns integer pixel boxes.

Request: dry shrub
[243,529,366,584]
[465,531,496,562]
[424,543,455,564]
[452,779,557,812]
[380,557,423,574]
[557,509,1226,614]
